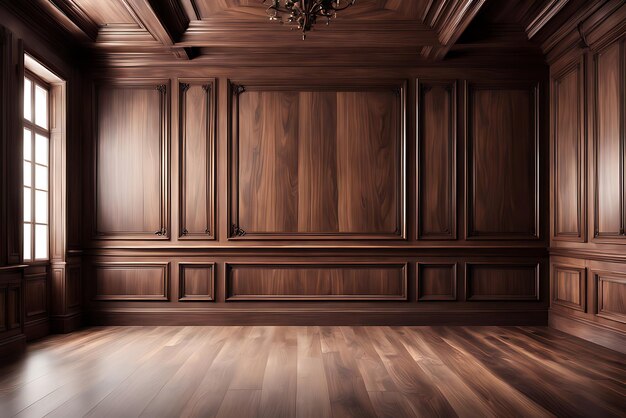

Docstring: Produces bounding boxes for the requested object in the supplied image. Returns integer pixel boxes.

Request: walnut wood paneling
[417,80,457,240]
[595,271,626,324]
[466,83,539,240]
[466,263,540,301]
[179,79,215,240]
[179,262,214,301]
[94,79,169,240]
[24,274,47,318]
[230,83,405,240]
[552,57,585,241]
[94,262,169,301]
[593,36,625,240]
[552,264,586,311]
[6,285,20,330]
[226,262,407,301]
[417,263,457,301]
[66,264,81,310]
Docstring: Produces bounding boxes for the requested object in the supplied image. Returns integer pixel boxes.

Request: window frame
[23,69,51,263]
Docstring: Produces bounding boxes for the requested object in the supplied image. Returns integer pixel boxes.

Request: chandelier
[264,0,357,40]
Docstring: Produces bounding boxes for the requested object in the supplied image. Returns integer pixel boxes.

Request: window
[23,73,49,261]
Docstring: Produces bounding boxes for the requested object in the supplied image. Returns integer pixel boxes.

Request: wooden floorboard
[0,326,624,418]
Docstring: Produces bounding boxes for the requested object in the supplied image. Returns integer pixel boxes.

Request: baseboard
[89,308,548,326]
[0,334,26,363]
[549,310,626,354]
[50,312,83,334]
[24,318,50,341]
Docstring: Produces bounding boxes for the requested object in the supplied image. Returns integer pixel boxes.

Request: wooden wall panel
[593,37,625,240]
[230,84,404,240]
[6,285,20,330]
[417,80,456,239]
[95,80,169,240]
[24,275,47,318]
[552,59,585,240]
[179,263,214,301]
[466,263,539,301]
[94,262,169,301]
[226,263,407,300]
[236,89,300,234]
[552,264,586,311]
[179,80,215,239]
[0,287,5,332]
[595,271,626,324]
[66,265,81,310]
[417,263,457,301]
[466,83,539,240]
[335,91,400,235]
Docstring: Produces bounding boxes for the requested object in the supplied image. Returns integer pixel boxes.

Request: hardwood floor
[0,326,624,418]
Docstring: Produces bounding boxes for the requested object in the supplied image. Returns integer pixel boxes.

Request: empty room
[0,0,624,417]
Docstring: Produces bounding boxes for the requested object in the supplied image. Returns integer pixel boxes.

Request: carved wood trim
[178,78,216,240]
[227,80,407,241]
[93,79,170,241]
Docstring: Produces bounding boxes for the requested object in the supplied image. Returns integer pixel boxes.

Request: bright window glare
[24,78,32,121]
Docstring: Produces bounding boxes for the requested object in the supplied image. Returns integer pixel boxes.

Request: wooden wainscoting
[93,262,169,301]
[466,263,540,301]
[225,262,408,301]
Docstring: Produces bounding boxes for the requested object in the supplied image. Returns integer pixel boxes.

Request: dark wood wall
[0,3,84,358]
[80,61,551,326]
[548,2,625,352]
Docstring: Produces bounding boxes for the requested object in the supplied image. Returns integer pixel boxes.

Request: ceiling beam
[421,0,487,60]
[525,0,570,39]
[122,0,192,59]
[47,0,99,41]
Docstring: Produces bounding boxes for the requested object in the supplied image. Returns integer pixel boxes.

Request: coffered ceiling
[3,0,580,65]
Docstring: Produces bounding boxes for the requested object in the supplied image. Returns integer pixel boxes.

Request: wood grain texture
[226,263,407,301]
[466,83,539,240]
[1,326,624,417]
[231,84,404,240]
[552,264,586,312]
[417,81,456,240]
[593,36,625,240]
[179,262,214,301]
[552,58,585,240]
[595,271,626,324]
[94,262,169,301]
[179,79,215,240]
[466,263,539,301]
[417,263,457,301]
[95,80,168,240]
